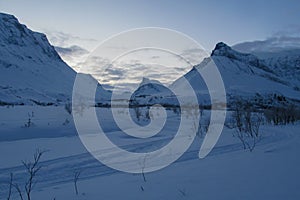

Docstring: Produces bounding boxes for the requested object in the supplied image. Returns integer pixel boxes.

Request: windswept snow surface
[0,106,299,200]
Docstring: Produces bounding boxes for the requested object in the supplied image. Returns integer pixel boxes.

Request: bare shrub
[24,112,34,128]
[197,118,210,138]
[264,104,300,125]
[64,102,72,114]
[9,149,46,200]
[74,171,81,195]
[22,149,45,200]
[133,107,141,121]
[7,173,13,200]
[232,101,263,152]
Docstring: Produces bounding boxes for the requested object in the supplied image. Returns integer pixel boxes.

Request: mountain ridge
[134,42,300,108]
[0,12,110,106]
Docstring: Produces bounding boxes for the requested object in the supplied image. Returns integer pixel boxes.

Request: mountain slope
[171,42,300,107]
[129,77,178,106]
[131,42,300,108]
[0,13,109,105]
[233,39,300,90]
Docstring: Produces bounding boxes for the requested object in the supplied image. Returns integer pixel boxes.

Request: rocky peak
[211,42,238,57]
[211,42,232,56]
[0,13,61,60]
[211,42,273,73]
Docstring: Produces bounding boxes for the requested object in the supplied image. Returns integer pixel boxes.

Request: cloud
[55,45,89,56]
[77,54,197,92]
[179,48,208,66]
[44,30,97,48]
[48,33,205,91]
[174,67,187,71]
[42,30,99,71]
[233,26,300,53]
[104,68,124,76]
[233,36,300,53]
[53,45,90,71]
[272,25,300,38]
[43,31,192,90]
[151,55,160,59]
[77,56,111,75]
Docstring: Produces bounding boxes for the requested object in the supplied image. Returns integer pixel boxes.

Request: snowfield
[0,106,299,200]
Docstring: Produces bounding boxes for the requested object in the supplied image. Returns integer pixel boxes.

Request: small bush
[264,104,300,125]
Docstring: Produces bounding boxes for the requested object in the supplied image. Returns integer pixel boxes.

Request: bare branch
[7,173,13,200]
[232,101,262,152]
[22,149,46,200]
[74,170,82,195]
[12,183,24,200]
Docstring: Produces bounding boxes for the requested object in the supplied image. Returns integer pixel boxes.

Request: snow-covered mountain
[0,13,109,105]
[133,78,168,97]
[129,77,178,106]
[188,42,299,107]
[233,40,300,90]
[132,42,300,108]
[257,50,300,90]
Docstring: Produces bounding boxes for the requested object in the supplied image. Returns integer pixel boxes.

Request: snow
[32,134,299,200]
[0,106,299,199]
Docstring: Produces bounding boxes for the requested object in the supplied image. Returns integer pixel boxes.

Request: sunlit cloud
[43,30,209,91]
[233,26,300,53]
[44,30,97,48]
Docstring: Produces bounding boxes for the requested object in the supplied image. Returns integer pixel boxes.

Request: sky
[1,0,300,51]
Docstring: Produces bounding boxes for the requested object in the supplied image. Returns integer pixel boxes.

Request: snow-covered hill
[133,42,300,108]
[0,13,109,105]
[233,39,300,90]
[258,51,300,90]
[129,78,178,106]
